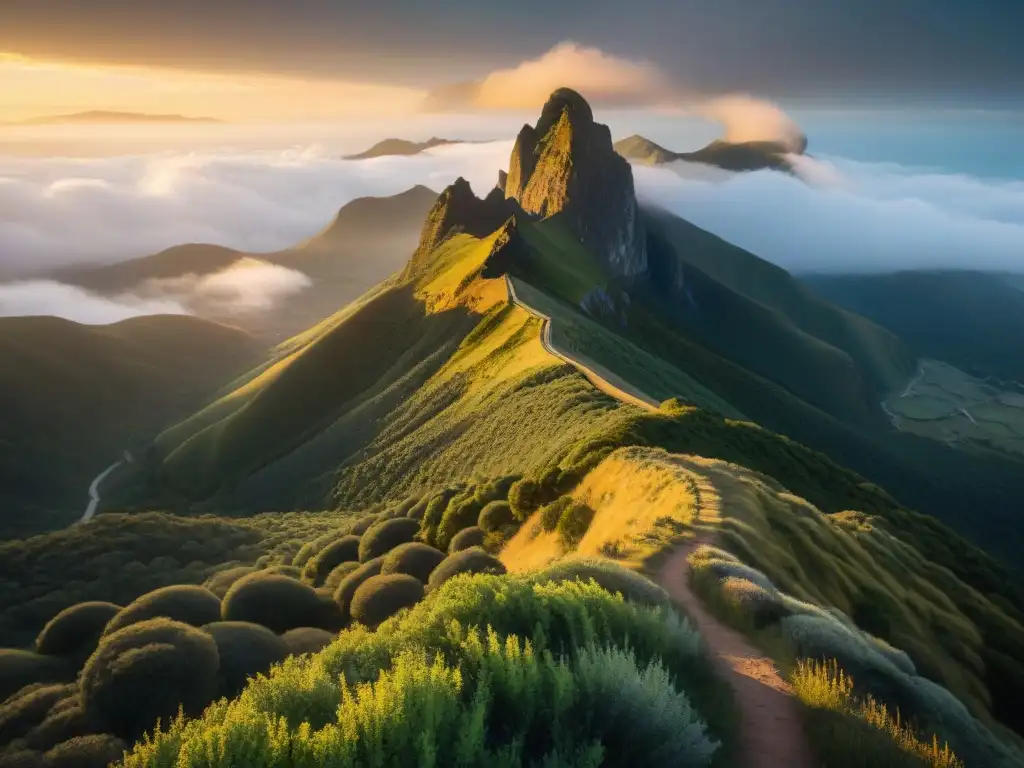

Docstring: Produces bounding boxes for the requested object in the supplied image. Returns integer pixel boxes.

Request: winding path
[79,450,133,524]
[506,276,816,767]
[505,276,660,413]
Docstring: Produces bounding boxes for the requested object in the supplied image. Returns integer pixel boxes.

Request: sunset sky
[0,0,1020,122]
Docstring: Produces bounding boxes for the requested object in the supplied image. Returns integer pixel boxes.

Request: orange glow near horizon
[0,53,426,122]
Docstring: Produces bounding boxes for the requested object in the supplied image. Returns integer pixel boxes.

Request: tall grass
[792,659,962,768]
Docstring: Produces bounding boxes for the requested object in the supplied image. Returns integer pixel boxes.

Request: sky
[0,0,1021,121]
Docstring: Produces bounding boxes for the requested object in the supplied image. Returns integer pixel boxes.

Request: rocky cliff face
[412,177,519,262]
[504,88,647,278]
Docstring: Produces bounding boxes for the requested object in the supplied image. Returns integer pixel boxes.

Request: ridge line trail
[504,276,660,413]
[505,274,815,766]
[660,457,816,768]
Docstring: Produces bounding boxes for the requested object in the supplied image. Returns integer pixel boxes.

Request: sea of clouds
[1,130,1023,323]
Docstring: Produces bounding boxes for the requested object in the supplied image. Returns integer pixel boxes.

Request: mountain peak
[411,177,519,265]
[504,88,646,278]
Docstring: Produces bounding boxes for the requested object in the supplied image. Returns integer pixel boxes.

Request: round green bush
[22,702,92,751]
[202,622,287,697]
[313,588,346,632]
[81,618,220,741]
[427,548,507,592]
[304,535,361,586]
[0,651,72,703]
[406,498,429,520]
[478,500,516,533]
[332,558,385,623]
[507,478,539,519]
[380,542,446,583]
[35,602,121,659]
[280,627,335,656]
[262,565,302,579]
[350,574,424,628]
[532,558,670,607]
[323,561,361,590]
[44,734,128,768]
[203,566,258,598]
[221,573,324,634]
[448,526,486,553]
[0,683,74,744]
[0,750,44,768]
[349,515,379,536]
[358,518,420,562]
[555,502,596,549]
[103,585,221,636]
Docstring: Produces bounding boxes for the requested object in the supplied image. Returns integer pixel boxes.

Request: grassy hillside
[804,270,1024,385]
[0,314,259,537]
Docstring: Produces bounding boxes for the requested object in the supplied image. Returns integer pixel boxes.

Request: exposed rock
[504,88,646,278]
[410,177,520,264]
[482,216,528,278]
[496,170,508,194]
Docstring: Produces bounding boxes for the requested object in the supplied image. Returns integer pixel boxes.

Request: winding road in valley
[505,274,815,767]
[79,450,133,524]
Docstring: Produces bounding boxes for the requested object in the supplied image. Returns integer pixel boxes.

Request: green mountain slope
[804,270,1024,385]
[615,134,806,173]
[0,314,259,537]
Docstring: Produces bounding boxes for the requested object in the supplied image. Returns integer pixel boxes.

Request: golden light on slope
[0,53,425,122]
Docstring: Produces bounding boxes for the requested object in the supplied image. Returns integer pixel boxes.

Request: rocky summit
[504,88,647,278]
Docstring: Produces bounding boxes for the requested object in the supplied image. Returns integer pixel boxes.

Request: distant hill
[0,314,259,537]
[58,186,439,341]
[804,270,1024,385]
[344,137,462,159]
[615,134,805,173]
[14,110,223,125]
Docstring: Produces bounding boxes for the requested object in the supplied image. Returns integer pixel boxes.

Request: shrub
[303,536,361,586]
[538,496,572,532]
[21,702,92,752]
[405,499,429,520]
[426,548,506,592]
[380,542,446,583]
[555,502,596,550]
[0,652,72,703]
[313,589,346,632]
[350,575,425,628]
[103,586,221,636]
[358,518,420,562]
[44,734,128,768]
[202,622,287,697]
[80,618,220,741]
[0,683,74,744]
[332,559,385,623]
[478,500,516,532]
[530,558,670,607]
[0,750,44,768]
[203,566,258,598]
[507,478,540,519]
[349,515,379,536]
[34,602,121,661]
[262,565,302,579]
[719,578,785,628]
[221,573,324,634]
[448,526,486,553]
[323,561,361,590]
[280,628,335,656]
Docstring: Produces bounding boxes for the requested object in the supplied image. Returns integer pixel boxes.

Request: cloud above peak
[422,42,676,112]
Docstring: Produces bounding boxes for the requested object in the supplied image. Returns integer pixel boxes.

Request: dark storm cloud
[1,0,1021,98]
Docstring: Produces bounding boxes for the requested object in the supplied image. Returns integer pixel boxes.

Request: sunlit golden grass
[792,659,963,768]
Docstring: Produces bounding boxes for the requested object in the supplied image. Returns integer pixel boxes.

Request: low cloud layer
[696,95,806,151]
[0,280,189,324]
[0,141,509,274]
[636,154,1024,273]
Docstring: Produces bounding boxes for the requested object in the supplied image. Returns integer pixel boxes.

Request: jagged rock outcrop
[504,88,647,278]
[481,216,528,278]
[496,170,508,194]
[411,177,520,263]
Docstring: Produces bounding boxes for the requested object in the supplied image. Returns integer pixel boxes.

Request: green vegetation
[427,547,506,592]
[103,585,221,636]
[201,621,286,698]
[332,558,385,624]
[448,526,486,552]
[380,542,446,582]
[358,517,420,562]
[34,603,119,661]
[530,558,670,608]
[0,314,259,536]
[302,534,360,586]
[792,659,963,768]
[81,618,219,741]
[350,574,425,628]
[221,574,323,634]
[478,500,516,532]
[121,573,728,767]
[0,652,72,702]
[280,627,334,657]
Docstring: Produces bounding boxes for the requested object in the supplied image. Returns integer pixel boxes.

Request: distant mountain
[15,110,223,125]
[344,137,461,159]
[0,314,258,537]
[615,133,806,173]
[58,186,439,341]
[804,270,1024,384]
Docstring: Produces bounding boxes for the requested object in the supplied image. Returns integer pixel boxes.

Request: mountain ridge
[615,133,806,173]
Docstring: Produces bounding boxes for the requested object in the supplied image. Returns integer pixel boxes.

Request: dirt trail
[504,276,660,413]
[660,539,817,768]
